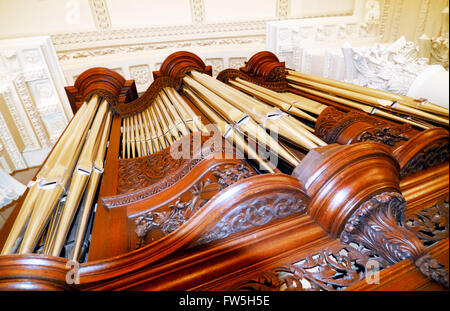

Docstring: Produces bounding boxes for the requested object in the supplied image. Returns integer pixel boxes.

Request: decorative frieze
[0,36,71,172]
[190,0,205,24]
[88,0,112,29]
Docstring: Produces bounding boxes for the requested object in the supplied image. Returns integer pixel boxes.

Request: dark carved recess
[405,199,449,247]
[358,127,409,146]
[134,163,255,249]
[234,242,389,291]
[399,141,450,178]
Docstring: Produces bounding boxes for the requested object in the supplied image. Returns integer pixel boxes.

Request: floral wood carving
[103,134,237,208]
[315,106,411,145]
[134,163,254,249]
[358,127,409,146]
[341,192,424,263]
[341,192,449,288]
[197,192,307,245]
[234,242,389,291]
[111,76,179,117]
[216,68,288,91]
[405,199,449,247]
[399,141,449,178]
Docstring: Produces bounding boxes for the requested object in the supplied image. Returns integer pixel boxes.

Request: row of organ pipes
[1,94,112,261]
[2,61,448,262]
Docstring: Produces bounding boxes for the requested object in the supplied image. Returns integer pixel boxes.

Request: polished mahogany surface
[0,51,447,291]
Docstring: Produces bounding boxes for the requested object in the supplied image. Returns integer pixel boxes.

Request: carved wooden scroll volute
[292,142,449,289]
[341,192,448,288]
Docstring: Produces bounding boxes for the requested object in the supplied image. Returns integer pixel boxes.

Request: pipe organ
[0,51,448,291]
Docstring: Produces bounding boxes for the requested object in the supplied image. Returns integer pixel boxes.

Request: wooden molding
[153,51,212,82]
[64,67,138,113]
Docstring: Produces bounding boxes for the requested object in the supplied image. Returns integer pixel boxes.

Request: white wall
[0,0,364,94]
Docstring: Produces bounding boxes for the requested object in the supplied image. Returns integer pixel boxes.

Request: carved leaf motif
[197,194,307,245]
[400,142,450,177]
[405,199,449,246]
[359,127,409,146]
[234,242,387,291]
[341,192,427,264]
[134,163,254,248]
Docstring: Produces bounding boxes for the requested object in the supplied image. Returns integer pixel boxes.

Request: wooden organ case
[0,51,448,291]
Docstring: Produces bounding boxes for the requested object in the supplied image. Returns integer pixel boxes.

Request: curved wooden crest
[153,51,212,81]
[217,51,288,90]
[110,51,213,116]
[65,67,138,113]
[315,106,449,177]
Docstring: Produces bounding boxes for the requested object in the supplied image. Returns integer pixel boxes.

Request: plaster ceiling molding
[414,0,432,41]
[50,19,269,49]
[266,0,388,76]
[29,80,67,143]
[56,35,266,64]
[190,0,205,24]
[389,0,404,42]
[89,0,112,29]
[204,58,224,77]
[0,111,27,171]
[0,36,71,172]
[13,74,51,148]
[343,37,430,95]
[276,0,290,18]
[228,57,247,69]
[112,67,125,77]
[129,65,151,85]
[429,6,449,69]
[20,48,43,67]
[364,0,381,25]
[0,83,39,149]
[22,68,48,82]
[378,0,393,41]
[0,49,20,74]
[430,35,449,69]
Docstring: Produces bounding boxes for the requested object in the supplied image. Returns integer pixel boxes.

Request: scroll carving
[111,76,179,117]
[234,242,388,291]
[103,134,239,208]
[399,141,449,178]
[117,150,187,194]
[197,192,307,245]
[216,68,288,91]
[315,106,411,145]
[240,51,286,82]
[134,163,254,248]
[358,127,409,146]
[340,192,449,288]
[341,192,425,263]
[415,253,449,288]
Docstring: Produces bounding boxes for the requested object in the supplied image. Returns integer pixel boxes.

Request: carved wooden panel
[132,163,255,249]
[405,198,449,247]
[231,241,389,291]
